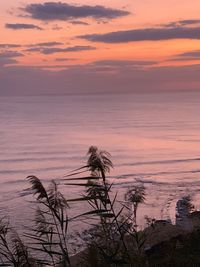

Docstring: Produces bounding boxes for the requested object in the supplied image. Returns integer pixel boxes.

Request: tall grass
[65,146,147,267]
[0,146,149,267]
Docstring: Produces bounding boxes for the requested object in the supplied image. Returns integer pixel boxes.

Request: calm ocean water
[1,92,200,228]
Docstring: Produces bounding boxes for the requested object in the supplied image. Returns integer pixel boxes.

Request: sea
[1,92,200,232]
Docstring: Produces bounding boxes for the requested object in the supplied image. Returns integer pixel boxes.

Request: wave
[2,167,200,185]
[118,157,200,167]
[113,173,200,190]
[117,169,200,179]
[2,176,55,185]
[0,155,83,163]
[1,150,84,156]
[0,165,69,175]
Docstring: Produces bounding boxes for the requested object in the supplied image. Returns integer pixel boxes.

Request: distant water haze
[0,92,200,230]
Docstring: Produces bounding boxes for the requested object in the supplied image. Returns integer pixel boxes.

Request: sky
[0,0,200,95]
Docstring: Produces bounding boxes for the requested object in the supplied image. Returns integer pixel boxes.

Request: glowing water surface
[0,92,200,230]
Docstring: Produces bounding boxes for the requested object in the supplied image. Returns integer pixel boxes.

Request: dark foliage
[0,146,199,267]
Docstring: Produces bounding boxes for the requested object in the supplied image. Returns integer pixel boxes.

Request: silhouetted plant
[125,185,146,228]
[0,218,38,267]
[181,195,194,213]
[65,146,139,267]
[25,176,71,267]
[1,146,194,267]
[87,146,113,180]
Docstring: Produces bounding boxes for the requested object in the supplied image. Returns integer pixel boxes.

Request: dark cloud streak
[0,44,21,48]
[92,60,156,66]
[27,42,64,47]
[177,50,200,57]
[0,51,23,67]
[5,23,43,30]
[164,20,200,27]
[79,26,200,43]
[0,51,24,58]
[25,45,96,54]
[55,58,75,61]
[169,50,200,61]
[22,2,129,21]
[70,20,89,25]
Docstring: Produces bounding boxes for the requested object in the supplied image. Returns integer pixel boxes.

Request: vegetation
[0,146,200,267]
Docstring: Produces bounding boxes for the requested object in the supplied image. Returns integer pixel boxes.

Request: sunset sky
[1,0,200,95]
